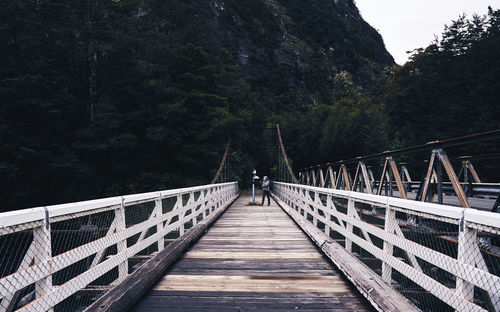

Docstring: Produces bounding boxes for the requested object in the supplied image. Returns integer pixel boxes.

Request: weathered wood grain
[183,251,322,259]
[153,274,350,292]
[132,194,372,312]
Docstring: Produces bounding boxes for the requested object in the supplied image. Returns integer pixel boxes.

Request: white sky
[354,0,500,64]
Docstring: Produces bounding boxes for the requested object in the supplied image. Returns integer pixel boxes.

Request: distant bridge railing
[298,130,500,212]
[273,182,500,312]
[0,182,238,312]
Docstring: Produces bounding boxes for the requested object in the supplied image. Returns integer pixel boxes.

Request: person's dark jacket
[262,180,270,191]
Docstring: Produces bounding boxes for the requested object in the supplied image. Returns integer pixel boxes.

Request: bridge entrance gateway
[0,127,499,312]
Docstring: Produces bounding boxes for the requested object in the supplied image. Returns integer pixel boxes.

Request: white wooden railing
[273,182,500,312]
[0,182,238,312]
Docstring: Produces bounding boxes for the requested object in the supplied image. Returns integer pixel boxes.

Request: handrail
[0,182,239,312]
[0,182,236,228]
[273,182,500,312]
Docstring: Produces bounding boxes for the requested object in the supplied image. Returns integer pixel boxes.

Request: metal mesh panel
[0,182,238,312]
[0,225,38,312]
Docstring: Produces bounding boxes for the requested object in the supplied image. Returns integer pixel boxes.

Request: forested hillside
[384,9,500,145]
[0,0,499,211]
[278,7,500,169]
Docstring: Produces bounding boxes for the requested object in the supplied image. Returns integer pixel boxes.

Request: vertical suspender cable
[276,124,299,184]
[211,140,231,184]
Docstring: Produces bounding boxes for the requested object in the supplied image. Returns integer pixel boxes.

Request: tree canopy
[1,1,499,211]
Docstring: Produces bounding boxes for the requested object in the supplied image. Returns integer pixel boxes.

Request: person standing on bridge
[261,176,271,206]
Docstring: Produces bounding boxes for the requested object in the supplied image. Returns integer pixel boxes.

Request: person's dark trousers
[261,190,271,205]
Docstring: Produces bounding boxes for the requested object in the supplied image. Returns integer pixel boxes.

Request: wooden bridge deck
[132,194,371,312]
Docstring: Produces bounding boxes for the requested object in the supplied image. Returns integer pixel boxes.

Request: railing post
[34,208,53,310]
[212,186,217,211]
[346,197,354,253]
[116,198,127,282]
[178,194,185,235]
[210,188,216,213]
[192,191,199,226]
[214,187,220,211]
[207,189,212,217]
[456,211,475,302]
[155,197,164,251]
[382,204,395,284]
[201,189,207,218]
[313,191,318,227]
[325,195,332,237]
[203,189,208,216]
[188,191,193,211]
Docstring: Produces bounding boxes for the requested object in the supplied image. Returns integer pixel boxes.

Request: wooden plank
[192,241,317,247]
[191,245,318,251]
[134,291,372,311]
[211,225,297,228]
[138,294,361,307]
[131,194,371,312]
[194,244,316,249]
[194,239,315,245]
[135,308,368,312]
[169,258,335,271]
[208,227,301,231]
[200,233,309,238]
[197,237,306,241]
[183,251,323,259]
[153,274,350,292]
[165,269,338,277]
[145,290,363,298]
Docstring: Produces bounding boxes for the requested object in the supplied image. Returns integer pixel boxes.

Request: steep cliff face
[105,0,393,111]
[207,0,393,110]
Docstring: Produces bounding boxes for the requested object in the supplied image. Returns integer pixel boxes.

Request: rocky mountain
[205,0,393,110]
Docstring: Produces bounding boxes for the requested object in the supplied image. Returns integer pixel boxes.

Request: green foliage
[0,0,260,210]
[272,69,388,167]
[4,0,497,211]
[384,8,500,144]
[378,8,500,180]
[273,8,500,177]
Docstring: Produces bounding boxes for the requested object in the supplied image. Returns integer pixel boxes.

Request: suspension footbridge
[1,127,499,312]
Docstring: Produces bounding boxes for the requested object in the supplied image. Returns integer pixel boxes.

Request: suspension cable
[276,124,299,184]
[211,140,231,184]
[302,129,500,171]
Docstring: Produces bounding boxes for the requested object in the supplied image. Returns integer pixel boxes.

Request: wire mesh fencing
[274,182,500,312]
[0,182,238,312]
